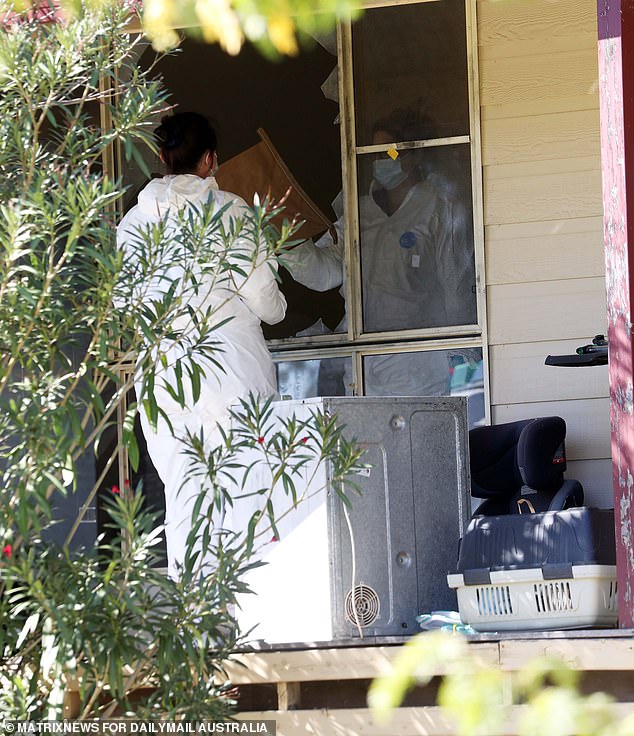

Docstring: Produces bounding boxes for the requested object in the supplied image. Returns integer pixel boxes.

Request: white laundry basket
[448,564,617,632]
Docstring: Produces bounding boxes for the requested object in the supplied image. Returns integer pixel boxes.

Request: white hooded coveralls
[116,174,286,578]
[284,178,474,396]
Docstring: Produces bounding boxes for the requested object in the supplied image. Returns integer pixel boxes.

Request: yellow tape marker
[387,146,399,160]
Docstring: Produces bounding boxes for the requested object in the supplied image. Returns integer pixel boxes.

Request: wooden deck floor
[226,630,634,735]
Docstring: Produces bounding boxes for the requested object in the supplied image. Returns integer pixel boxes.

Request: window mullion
[337,18,363,343]
[465,0,490,423]
[356,135,471,156]
[353,351,364,396]
[101,67,130,494]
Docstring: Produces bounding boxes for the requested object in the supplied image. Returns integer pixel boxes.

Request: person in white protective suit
[116,112,287,579]
[284,109,475,397]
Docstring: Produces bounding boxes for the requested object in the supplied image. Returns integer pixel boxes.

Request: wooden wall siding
[490,340,609,404]
[477,0,597,57]
[566,459,615,507]
[480,50,599,108]
[482,110,601,166]
[486,217,604,285]
[487,277,607,344]
[478,0,610,504]
[484,156,602,225]
[481,93,599,122]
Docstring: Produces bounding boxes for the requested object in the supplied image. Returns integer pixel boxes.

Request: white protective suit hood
[136,174,219,218]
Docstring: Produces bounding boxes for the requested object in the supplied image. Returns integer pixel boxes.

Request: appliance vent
[345,584,380,627]
[533,581,574,613]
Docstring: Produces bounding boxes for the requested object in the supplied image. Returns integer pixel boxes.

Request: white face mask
[373,158,408,190]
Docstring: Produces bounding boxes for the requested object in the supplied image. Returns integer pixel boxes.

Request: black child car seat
[469,416,584,516]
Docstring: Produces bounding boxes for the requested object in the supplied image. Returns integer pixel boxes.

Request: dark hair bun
[154,112,217,174]
[154,116,185,151]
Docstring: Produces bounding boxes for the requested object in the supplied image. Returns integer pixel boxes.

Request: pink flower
[257,436,265,445]
[301,437,309,444]
[123,479,131,490]
[111,485,120,495]
[3,543,12,558]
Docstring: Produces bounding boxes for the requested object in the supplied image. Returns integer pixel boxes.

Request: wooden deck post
[597,0,634,628]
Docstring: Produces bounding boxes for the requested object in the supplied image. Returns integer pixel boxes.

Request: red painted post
[598,0,634,627]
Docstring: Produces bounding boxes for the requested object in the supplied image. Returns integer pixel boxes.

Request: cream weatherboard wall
[477,0,612,506]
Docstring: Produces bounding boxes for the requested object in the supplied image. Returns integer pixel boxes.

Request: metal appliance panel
[410,401,470,614]
[326,397,468,638]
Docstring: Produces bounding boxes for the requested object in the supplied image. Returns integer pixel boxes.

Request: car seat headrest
[469,419,533,498]
[469,416,567,499]
[517,415,567,491]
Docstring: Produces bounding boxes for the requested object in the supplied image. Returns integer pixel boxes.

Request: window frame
[105,0,491,498]
[272,0,490,423]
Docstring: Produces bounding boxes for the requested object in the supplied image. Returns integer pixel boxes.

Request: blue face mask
[373,158,408,190]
